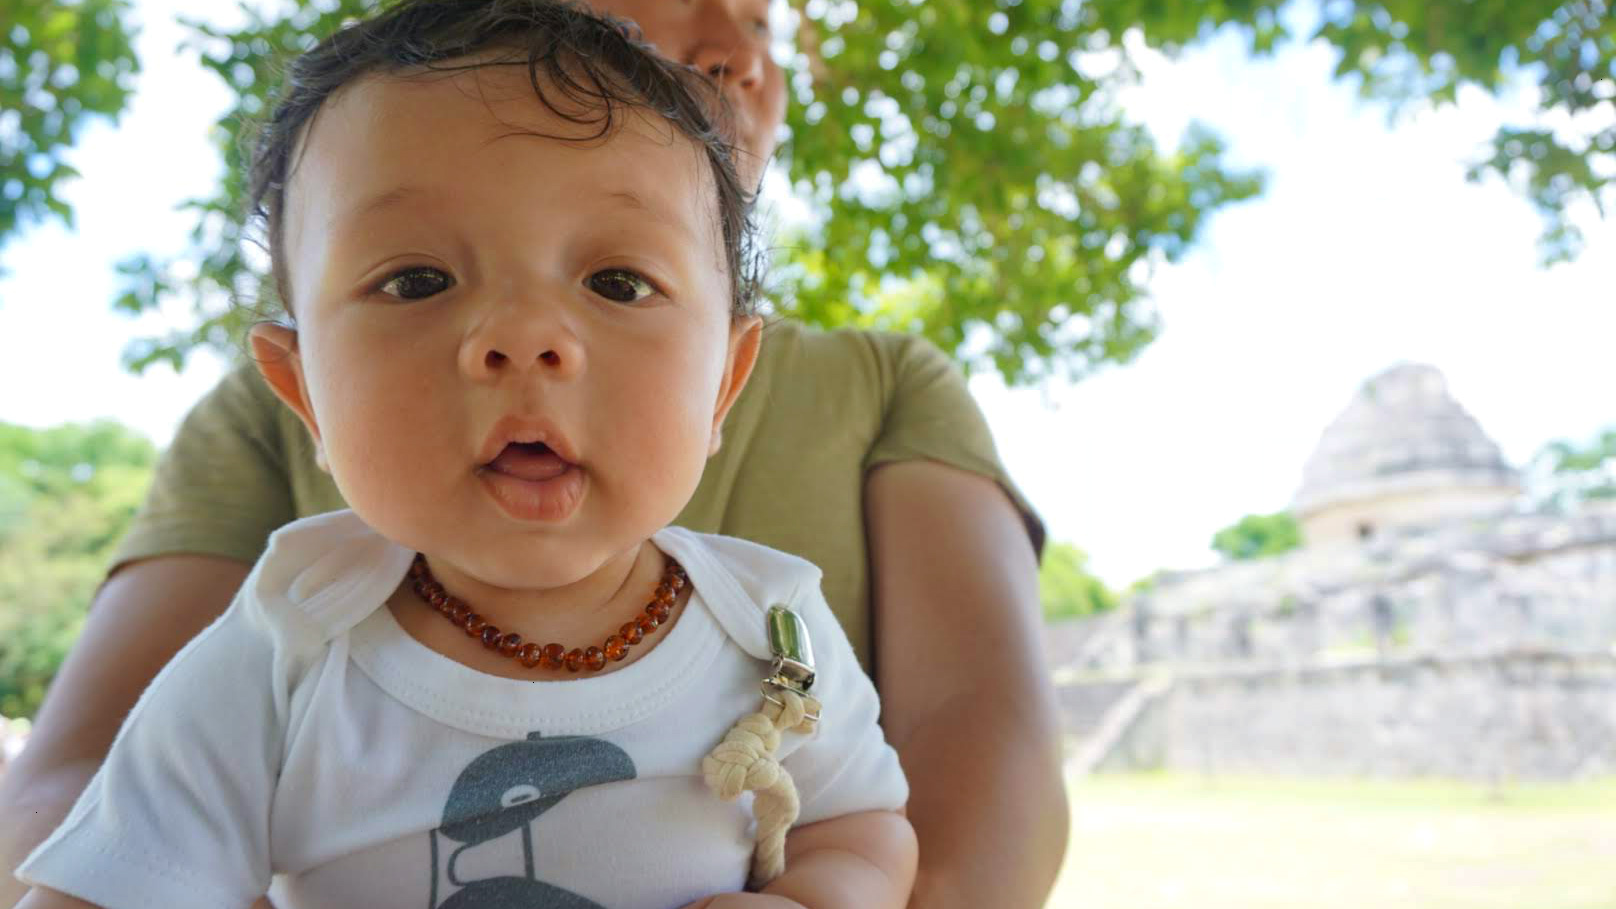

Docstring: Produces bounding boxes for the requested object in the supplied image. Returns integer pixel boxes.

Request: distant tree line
[0,421,155,718]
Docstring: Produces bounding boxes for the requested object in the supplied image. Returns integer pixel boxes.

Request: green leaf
[0,0,138,252]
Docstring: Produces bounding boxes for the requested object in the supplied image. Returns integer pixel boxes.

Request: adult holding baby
[0,2,1067,907]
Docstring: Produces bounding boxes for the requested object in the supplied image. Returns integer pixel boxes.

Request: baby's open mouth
[486,441,573,482]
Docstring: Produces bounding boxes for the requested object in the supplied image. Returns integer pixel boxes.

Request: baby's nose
[460,307,583,382]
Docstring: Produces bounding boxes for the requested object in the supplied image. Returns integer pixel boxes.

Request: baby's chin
[416,537,646,595]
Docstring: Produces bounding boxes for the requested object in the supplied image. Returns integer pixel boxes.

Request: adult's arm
[0,555,250,908]
[866,460,1068,909]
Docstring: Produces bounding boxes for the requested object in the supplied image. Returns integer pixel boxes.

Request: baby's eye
[587,268,657,304]
[378,267,453,300]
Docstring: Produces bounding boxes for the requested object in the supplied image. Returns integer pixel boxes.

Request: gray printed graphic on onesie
[429,733,636,908]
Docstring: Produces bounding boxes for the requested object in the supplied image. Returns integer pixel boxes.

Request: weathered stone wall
[1121,508,1616,671]
[1087,651,1616,780]
[1301,484,1519,549]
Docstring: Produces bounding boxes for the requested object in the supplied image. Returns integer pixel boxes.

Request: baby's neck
[426,541,655,634]
[389,539,683,677]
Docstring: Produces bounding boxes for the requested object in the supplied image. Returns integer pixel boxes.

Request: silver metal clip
[760,604,820,730]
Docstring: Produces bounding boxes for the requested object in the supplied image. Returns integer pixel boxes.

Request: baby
[14,2,915,908]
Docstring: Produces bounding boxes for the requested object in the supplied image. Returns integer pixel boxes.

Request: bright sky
[1,2,1612,586]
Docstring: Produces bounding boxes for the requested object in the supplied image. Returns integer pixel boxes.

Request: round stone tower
[1292,363,1522,548]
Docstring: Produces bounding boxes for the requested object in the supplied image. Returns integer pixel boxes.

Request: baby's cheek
[319,405,425,510]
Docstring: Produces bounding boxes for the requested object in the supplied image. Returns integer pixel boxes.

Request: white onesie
[19,510,907,909]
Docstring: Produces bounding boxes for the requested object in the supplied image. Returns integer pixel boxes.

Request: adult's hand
[866,460,1068,909]
[0,555,251,909]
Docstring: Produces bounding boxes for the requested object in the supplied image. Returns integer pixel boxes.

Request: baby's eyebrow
[336,185,704,244]
[346,185,428,223]
[605,189,700,242]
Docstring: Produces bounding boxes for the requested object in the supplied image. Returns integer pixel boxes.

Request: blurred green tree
[0,0,140,257]
[9,2,1607,376]
[109,0,1268,381]
[1104,0,1615,263]
[0,421,155,718]
[1039,541,1118,621]
[1210,510,1303,561]
[1530,425,1616,511]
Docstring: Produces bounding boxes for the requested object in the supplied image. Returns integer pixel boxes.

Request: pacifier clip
[701,605,824,888]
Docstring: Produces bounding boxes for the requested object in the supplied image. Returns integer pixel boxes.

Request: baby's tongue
[488,443,569,481]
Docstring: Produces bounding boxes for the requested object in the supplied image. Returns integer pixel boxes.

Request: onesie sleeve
[782,583,909,826]
[16,591,285,909]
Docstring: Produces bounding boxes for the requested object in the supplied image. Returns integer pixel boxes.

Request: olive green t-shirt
[115,320,1042,671]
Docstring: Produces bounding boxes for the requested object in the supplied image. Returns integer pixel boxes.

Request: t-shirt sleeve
[16,593,284,909]
[783,583,909,826]
[861,334,1046,556]
[111,364,297,569]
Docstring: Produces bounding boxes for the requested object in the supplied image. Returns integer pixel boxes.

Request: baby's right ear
[248,323,327,470]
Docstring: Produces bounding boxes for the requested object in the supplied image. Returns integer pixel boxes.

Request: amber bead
[480,625,503,649]
[636,613,658,634]
[534,643,562,669]
[620,622,643,645]
[464,613,488,635]
[669,573,686,591]
[518,642,542,667]
[654,585,674,603]
[584,646,606,671]
[498,632,522,656]
[428,590,447,609]
[448,602,470,624]
[650,603,672,623]
[564,648,585,672]
[604,635,627,661]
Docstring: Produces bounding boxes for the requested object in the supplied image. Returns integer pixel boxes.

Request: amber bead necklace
[407,553,686,673]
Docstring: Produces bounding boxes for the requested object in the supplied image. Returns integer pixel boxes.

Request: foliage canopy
[0,0,140,258]
[1210,510,1303,561]
[1104,0,1615,264]
[2,1,1610,378]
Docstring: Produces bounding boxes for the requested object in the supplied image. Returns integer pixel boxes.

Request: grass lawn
[1048,772,1616,909]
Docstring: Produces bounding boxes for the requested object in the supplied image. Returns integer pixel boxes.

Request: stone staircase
[1055,674,1172,775]
[1044,609,1172,775]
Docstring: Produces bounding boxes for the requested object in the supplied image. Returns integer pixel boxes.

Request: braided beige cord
[701,687,822,888]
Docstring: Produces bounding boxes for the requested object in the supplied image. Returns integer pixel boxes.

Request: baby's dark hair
[247,0,762,317]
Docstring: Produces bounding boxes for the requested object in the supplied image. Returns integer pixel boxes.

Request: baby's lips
[477,414,580,465]
[486,442,572,481]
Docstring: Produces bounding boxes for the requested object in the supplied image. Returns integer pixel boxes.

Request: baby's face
[263,66,757,590]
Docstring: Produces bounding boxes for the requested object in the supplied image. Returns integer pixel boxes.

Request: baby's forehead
[321,64,706,168]
[286,66,724,245]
